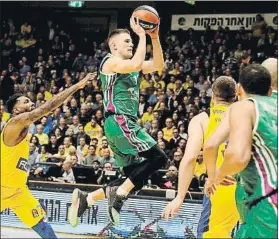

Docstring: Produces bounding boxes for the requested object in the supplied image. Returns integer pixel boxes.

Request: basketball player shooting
[0,72,96,238]
[68,12,168,226]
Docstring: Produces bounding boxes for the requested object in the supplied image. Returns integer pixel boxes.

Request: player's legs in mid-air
[69,114,168,226]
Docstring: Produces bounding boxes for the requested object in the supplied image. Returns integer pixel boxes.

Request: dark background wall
[1,1,277,38]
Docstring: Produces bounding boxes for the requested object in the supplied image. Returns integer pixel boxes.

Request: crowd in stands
[0,13,277,192]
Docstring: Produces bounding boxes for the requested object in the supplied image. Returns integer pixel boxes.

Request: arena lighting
[68,1,84,8]
[185,0,195,5]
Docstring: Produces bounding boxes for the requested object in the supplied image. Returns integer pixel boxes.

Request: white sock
[116,186,129,197]
[86,192,96,206]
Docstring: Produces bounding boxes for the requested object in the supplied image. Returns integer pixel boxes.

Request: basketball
[132,5,160,31]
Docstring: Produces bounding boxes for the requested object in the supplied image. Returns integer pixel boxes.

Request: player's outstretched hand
[130,17,146,37]
[78,72,97,89]
[161,197,183,221]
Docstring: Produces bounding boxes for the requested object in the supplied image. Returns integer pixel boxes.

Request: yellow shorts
[1,185,45,228]
[197,185,240,238]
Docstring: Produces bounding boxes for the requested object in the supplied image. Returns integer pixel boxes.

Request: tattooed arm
[8,73,96,131]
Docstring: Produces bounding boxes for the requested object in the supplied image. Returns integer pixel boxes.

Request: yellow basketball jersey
[202,104,240,238]
[1,124,30,188]
[204,104,228,168]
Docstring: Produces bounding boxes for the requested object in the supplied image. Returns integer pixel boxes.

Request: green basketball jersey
[237,95,277,207]
[271,90,277,104]
[99,54,140,118]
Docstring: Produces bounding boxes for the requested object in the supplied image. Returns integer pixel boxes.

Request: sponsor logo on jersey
[32,209,39,218]
[16,157,30,172]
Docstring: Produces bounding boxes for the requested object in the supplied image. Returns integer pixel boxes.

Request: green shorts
[104,114,157,167]
[235,196,278,238]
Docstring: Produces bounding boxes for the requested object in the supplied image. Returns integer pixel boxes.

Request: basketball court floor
[1,227,100,238]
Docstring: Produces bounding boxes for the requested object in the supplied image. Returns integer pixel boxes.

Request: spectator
[21,21,32,38]
[50,158,75,183]
[99,148,116,167]
[201,80,212,97]
[76,124,91,145]
[158,140,172,161]
[170,151,183,169]
[177,138,187,154]
[195,75,205,92]
[186,80,199,97]
[95,109,104,127]
[39,116,53,135]
[166,88,175,111]
[63,108,73,125]
[84,145,100,166]
[252,14,267,38]
[153,73,165,90]
[53,127,64,146]
[57,116,68,136]
[162,118,174,142]
[169,128,182,149]
[28,143,39,167]
[48,144,66,162]
[19,59,31,80]
[92,160,102,182]
[157,130,169,147]
[84,116,102,140]
[30,135,40,150]
[76,137,89,163]
[39,85,52,101]
[194,151,206,178]
[97,162,121,185]
[200,89,211,108]
[138,94,148,118]
[47,134,58,155]
[90,137,99,147]
[161,166,178,190]
[1,104,10,123]
[234,44,244,60]
[178,123,188,140]
[97,138,114,157]
[36,145,49,163]
[63,137,76,156]
[35,124,49,145]
[166,75,176,90]
[141,105,154,126]
[148,119,159,139]
[174,79,186,101]
[140,74,151,90]
[70,154,81,167]
[207,66,218,83]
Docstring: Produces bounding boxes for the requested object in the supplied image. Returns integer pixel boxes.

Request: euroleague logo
[138,19,157,30]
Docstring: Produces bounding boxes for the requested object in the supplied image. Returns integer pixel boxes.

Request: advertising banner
[1,190,203,238]
[171,13,278,30]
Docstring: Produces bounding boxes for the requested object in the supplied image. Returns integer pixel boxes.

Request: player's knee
[145,145,168,168]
